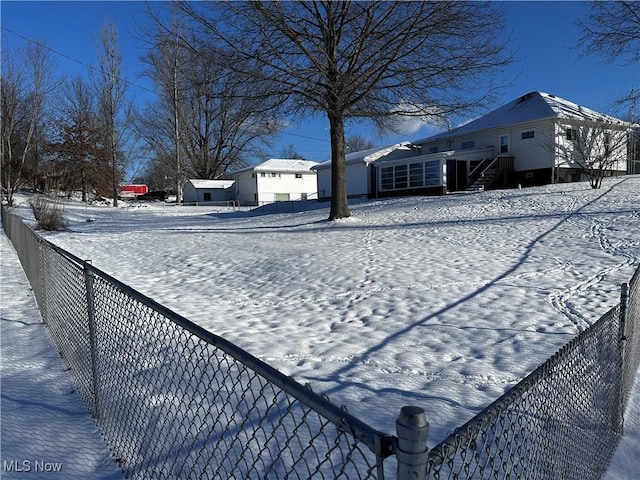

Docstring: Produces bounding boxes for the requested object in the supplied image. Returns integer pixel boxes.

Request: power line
[2,25,331,147]
[1,25,158,96]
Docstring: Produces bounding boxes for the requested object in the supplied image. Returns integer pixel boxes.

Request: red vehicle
[119,184,149,197]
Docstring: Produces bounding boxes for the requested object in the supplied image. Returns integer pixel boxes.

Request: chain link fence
[1,207,394,479]
[422,268,640,479]
[2,205,639,480]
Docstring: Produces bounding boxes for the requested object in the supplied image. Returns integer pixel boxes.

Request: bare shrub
[29,196,67,231]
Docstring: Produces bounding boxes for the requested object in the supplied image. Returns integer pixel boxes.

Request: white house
[404,91,631,193]
[315,92,632,199]
[183,179,235,204]
[231,159,319,206]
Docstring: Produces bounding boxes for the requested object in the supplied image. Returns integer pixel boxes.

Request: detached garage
[183,179,235,205]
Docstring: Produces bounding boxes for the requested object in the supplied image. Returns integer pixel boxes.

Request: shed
[183,179,235,204]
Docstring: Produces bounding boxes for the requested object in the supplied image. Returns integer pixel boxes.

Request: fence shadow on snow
[2,205,639,480]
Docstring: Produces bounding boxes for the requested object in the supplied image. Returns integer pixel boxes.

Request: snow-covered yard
[2,175,639,477]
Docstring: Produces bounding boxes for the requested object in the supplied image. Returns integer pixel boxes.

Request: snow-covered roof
[313,142,414,170]
[256,159,318,172]
[414,91,628,144]
[187,179,235,189]
[232,159,319,175]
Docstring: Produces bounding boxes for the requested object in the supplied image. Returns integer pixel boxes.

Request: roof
[313,142,414,170]
[187,179,235,189]
[232,159,319,175]
[414,91,628,144]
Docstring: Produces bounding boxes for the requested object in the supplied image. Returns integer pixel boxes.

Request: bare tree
[577,1,640,65]
[346,135,376,153]
[556,120,630,189]
[577,1,640,107]
[179,49,279,179]
[139,12,191,203]
[140,8,281,204]
[177,1,511,219]
[279,144,304,159]
[94,20,132,206]
[1,40,57,205]
[48,75,107,201]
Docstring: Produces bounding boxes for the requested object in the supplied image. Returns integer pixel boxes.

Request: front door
[446,159,468,191]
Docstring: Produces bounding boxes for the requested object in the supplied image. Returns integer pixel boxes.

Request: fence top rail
[17,215,395,459]
[427,303,622,466]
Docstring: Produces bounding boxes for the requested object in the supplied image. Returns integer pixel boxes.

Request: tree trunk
[328,112,350,220]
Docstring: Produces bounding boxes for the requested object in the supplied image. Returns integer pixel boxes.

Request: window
[271,172,278,178]
[409,163,424,187]
[251,173,256,178]
[521,130,535,139]
[381,167,394,190]
[381,160,442,190]
[424,161,440,186]
[394,164,407,189]
[566,128,578,141]
[604,132,611,155]
[499,134,509,154]
[295,173,303,179]
[260,172,266,177]
[462,140,475,149]
[301,193,307,200]
[203,192,211,202]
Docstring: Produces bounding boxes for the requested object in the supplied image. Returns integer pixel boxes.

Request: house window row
[380,161,441,190]
[252,172,304,178]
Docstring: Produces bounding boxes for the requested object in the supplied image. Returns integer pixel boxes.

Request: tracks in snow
[267,353,521,388]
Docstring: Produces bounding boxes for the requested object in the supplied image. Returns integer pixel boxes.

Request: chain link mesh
[425,304,628,480]
[3,206,639,480]
[2,208,389,480]
[621,269,640,413]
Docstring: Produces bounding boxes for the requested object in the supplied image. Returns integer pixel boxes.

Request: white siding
[554,122,629,171]
[509,120,555,171]
[184,183,227,203]
[315,163,370,199]
[235,172,258,205]
[347,163,370,197]
[316,168,331,199]
[416,119,557,172]
[247,171,317,205]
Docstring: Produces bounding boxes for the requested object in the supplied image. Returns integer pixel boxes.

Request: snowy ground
[1,234,123,479]
[2,175,640,477]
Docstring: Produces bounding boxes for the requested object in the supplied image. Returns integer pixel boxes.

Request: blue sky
[2,1,638,163]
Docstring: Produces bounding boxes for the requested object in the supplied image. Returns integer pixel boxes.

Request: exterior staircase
[467,155,514,191]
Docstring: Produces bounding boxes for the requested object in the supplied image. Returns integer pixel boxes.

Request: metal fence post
[396,406,429,480]
[620,282,629,343]
[83,260,101,420]
[616,282,630,432]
